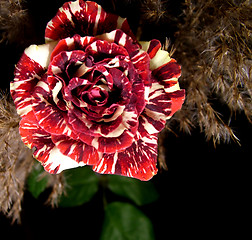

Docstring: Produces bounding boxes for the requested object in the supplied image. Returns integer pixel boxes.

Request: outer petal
[45,0,135,41]
[140,40,171,70]
[138,76,185,137]
[19,111,83,174]
[93,134,158,181]
[91,127,137,153]
[11,54,44,117]
[51,135,100,165]
[138,87,185,136]
[10,42,58,117]
[142,39,183,92]
[152,59,182,90]
[139,40,185,136]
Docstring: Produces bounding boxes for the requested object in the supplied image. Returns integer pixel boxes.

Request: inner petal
[82,85,109,106]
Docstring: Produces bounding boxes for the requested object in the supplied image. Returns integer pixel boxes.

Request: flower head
[10,0,185,181]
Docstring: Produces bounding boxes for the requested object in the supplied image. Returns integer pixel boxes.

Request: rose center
[82,84,109,106]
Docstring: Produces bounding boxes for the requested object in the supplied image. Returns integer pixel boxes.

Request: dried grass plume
[0,93,34,223]
[168,0,252,145]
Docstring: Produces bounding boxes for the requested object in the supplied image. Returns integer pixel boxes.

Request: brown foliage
[168,0,252,144]
[0,0,35,46]
[0,94,34,223]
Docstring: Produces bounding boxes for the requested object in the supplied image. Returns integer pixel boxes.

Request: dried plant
[168,0,252,144]
[140,0,166,23]
[0,93,34,223]
[46,173,66,207]
[0,0,34,46]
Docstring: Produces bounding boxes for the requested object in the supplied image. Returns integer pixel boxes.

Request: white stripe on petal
[24,41,58,68]
[111,152,118,173]
[45,146,85,174]
[150,49,171,70]
[52,81,63,104]
[93,4,102,36]
[117,17,125,29]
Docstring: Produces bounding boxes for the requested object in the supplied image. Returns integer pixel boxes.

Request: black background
[0,0,249,239]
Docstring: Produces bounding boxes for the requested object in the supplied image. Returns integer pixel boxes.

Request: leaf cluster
[27,165,159,239]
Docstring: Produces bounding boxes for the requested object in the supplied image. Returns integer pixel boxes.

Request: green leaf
[107,175,159,205]
[27,162,48,199]
[100,202,155,240]
[59,166,99,207]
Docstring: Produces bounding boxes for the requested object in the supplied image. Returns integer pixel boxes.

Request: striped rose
[10,0,185,181]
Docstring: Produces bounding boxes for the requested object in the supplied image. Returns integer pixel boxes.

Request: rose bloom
[10,0,185,181]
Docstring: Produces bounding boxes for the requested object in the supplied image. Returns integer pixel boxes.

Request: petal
[138,82,185,136]
[130,49,151,87]
[24,42,58,69]
[10,42,58,117]
[50,34,96,61]
[45,0,135,41]
[19,111,55,164]
[32,79,78,139]
[10,53,45,117]
[140,40,171,71]
[43,146,86,174]
[139,42,185,136]
[97,30,151,89]
[152,59,182,89]
[20,111,87,174]
[97,30,139,55]
[140,39,161,59]
[168,89,186,117]
[51,135,100,165]
[85,40,129,57]
[93,134,158,181]
[93,128,135,153]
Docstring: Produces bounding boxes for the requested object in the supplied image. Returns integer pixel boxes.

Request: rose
[10,0,185,181]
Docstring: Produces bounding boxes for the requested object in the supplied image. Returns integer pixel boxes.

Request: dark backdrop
[0,0,249,239]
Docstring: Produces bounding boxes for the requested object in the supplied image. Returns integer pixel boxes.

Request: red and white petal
[10,42,58,117]
[68,104,138,141]
[138,82,185,136]
[140,40,171,71]
[20,112,88,173]
[130,49,151,87]
[11,55,45,117]
[152,59,182,90]
[138,111,166,137]
[140,40,161,60]
[32,80,78,139]
[93,128,135,153]
[24,42,58,69]
[45,1,76,42]
[45,0,135,41]
[93,134,158,181]
[167,89,186,117]
[50,35,96,61]
[97,30,140,57]
[19,111,55,163]
[43,146,86,174]
[85,40,129,57]
[141,40,182,91]
[51,135,100,165]
[98,30,152,100]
